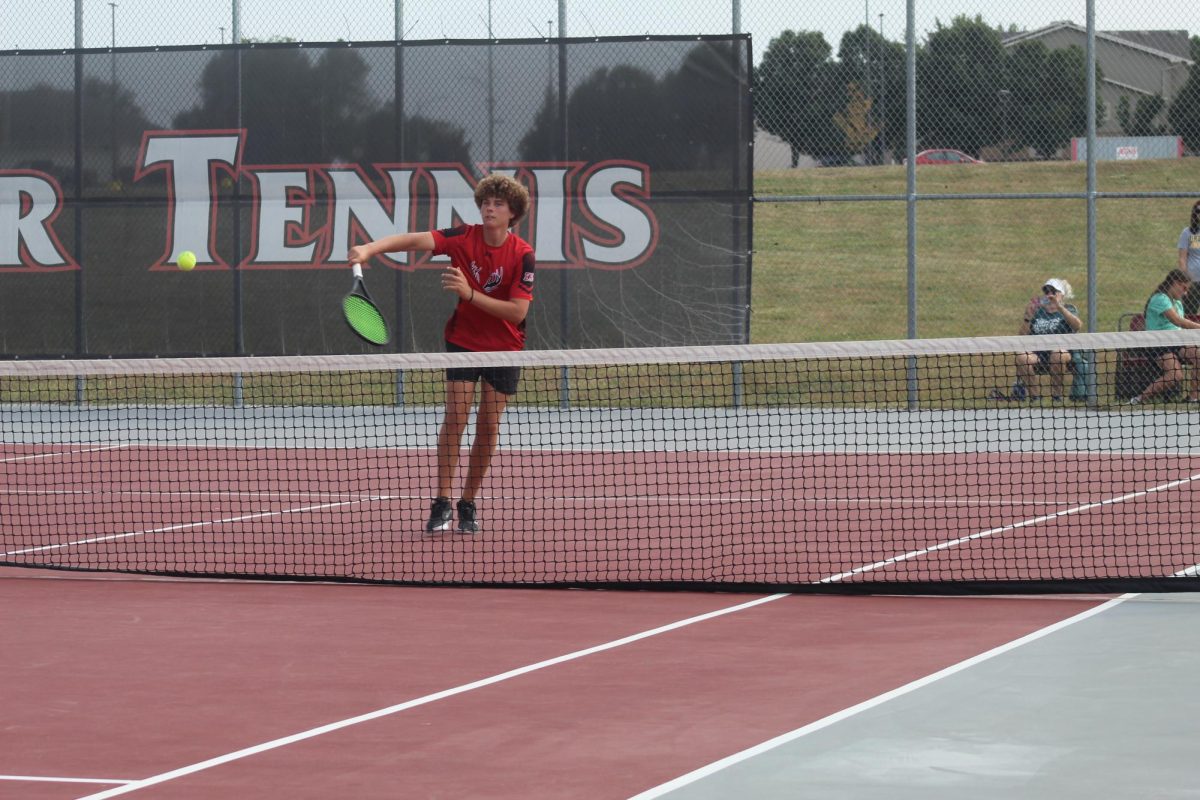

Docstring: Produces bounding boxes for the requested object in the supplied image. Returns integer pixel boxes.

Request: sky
[5,1,1194,64]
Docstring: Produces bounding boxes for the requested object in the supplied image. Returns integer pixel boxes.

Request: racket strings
[343,295,390,345]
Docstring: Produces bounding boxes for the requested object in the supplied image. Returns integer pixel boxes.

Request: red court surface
[6,444,1200,585]
[0,569,1112,799]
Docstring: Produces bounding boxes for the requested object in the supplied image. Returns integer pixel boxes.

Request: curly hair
[474,174,530,226]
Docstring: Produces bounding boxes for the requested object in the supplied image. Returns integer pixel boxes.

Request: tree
[917,16,1006,156]
[518,41,747,175]
[832,83,878,155]
[1117,94,1166,137]
[658,41,745,173]
[1167,36,1200,152]
[837,25,904,163]
[754,30,845,166]
[1006,41,1103,158]
[174,44,472,165]
[516,85,560,162]
[174,45,375,163]
[1,79,152,188]
[556,65,666,164]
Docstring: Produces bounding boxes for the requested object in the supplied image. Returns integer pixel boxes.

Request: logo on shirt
[483,267,503,293]
[522,271,535,286]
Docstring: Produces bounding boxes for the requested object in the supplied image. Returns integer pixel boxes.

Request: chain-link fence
[4,1,1200,348]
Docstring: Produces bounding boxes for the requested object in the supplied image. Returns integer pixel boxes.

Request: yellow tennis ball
[177,251,197,271]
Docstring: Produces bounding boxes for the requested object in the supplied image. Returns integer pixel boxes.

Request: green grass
[751,158,1200,343]
[0,351,1145,410]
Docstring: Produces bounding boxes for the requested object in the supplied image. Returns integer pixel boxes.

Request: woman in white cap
[1013,278,1082,401]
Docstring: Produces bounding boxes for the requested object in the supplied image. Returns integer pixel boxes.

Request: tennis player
[348,174,534,533]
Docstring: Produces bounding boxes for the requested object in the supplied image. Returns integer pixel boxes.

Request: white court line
[3,488,392,502]
[0,444,127,464]
[0,774,133,785]
[2,496,400,558]
[628,594,1136,799]
[821,470,1200,583]
[25,464,1200,795]
[75,593,790,800]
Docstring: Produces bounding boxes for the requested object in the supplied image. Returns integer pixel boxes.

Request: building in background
[1002,22,1193,136]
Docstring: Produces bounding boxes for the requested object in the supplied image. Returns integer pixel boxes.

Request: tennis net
[3,330,1199,593]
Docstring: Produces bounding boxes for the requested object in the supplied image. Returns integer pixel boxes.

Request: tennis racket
[342,263,391,346]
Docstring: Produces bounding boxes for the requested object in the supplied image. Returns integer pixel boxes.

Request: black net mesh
[4,330,1200,593]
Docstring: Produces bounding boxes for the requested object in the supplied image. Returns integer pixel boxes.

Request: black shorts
[1032,350,1069,373]
[1140,346,1183,362]
[444,341,522,395]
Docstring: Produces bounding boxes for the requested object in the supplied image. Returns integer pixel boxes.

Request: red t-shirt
[431,225,535,352]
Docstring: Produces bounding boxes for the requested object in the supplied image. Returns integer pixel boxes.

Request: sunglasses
[1042,286,1059,295]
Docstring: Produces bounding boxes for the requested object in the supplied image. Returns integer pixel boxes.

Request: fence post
[73,0,86,403]
[904,0,918,409]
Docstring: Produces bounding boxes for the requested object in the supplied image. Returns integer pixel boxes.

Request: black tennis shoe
[456,499,479,534]
[424,496,453,533]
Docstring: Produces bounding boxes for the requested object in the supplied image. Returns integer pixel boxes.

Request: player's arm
[440,267,530,324]
[1019,297,1038,335]
[1164,306,1200,329]
[474,293,530,325]
[347,232,437,263]
[1058,304,1082,331]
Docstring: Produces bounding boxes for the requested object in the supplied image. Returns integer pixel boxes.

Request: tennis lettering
[0,131,659,273]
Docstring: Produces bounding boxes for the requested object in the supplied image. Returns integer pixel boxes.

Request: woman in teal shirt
[1130,269,1200,404]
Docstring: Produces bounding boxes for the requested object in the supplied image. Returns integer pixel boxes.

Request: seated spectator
[1012,278,1082,402]
[1128,268,1200,404]
[1177,200,1200,314]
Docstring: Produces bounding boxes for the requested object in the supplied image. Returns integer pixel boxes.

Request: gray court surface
[4,404,1200,452]
[648,593,1200,800]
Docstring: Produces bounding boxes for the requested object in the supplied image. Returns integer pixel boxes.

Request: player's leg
[456,383,509,533]
[425,379,477,532]
[1180,345,1200,401]
[456,367,520,533]
[1046,350,1071,400]
[1014,352,1039,399]
[1135,351,1183,403]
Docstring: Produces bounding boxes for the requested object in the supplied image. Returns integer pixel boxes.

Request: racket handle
[352,263,363,280]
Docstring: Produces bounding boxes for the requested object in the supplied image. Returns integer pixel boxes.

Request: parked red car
[908,149,984,165]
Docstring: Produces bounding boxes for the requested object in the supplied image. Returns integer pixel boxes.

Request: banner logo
[1,130,659,273]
